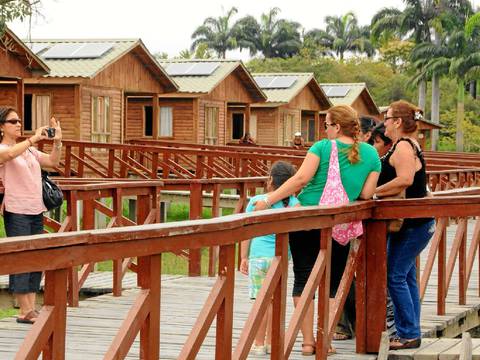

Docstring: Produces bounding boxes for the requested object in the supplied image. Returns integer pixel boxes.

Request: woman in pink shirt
[0,107,62,324]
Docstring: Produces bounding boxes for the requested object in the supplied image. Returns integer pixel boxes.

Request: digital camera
[46,127,56,138]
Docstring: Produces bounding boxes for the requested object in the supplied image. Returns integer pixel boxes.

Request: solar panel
[41,43,113,59]
[165,63,195,76]
[325,86,350,97]
[268,76,297,89]
[321,86,332,94]
[27,43,50,55]
[187,62,219,75]
[254,76,276,88]
[72,43,113,58]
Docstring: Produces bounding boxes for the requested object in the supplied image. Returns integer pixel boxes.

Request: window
[282,113,295,146]
[23,94,50,132]
[144,106,153,137]
[231,113,244,140]
[159,107,173,137]
[302,118,317,143]
[91,96,111,143]
[205,107,218,145]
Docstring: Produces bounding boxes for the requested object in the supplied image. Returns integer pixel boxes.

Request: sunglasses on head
[3,119,21,125]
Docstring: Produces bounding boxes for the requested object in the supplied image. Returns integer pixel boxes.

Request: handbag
[42,171,63,210]
[319,140,363,245]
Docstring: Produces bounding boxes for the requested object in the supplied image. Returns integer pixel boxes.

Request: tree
[190,7,238,59]
[0,0,41,36]
[176,43,213,59]
[233,7,302,58]
[412,12,480,151]
[305,12,372,60]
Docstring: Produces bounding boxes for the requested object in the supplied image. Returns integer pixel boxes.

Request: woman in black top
[375,100,435,350]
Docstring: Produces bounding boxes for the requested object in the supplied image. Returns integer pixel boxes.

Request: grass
[0,307,18,320]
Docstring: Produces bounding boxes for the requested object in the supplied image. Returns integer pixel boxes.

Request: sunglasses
[384,116,398,122]
[3,119,22,125]
[324,122,336,130]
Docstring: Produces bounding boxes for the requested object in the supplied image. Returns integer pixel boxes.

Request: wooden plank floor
[0,220,478,358]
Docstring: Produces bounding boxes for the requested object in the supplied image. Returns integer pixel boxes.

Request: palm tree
[191,7,238,59]
[371,0,473,150]
[412,13,480,151]
[233,8,302,58]
[305,12,372,60]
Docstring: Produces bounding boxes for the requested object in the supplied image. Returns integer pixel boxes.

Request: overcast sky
[8,0,410,59]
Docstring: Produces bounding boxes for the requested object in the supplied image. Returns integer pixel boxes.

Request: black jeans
[289,230,356,334]
[4,211,44,293]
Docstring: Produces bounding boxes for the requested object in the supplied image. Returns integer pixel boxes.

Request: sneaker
[265,344,271,354]
[251,344,266,355]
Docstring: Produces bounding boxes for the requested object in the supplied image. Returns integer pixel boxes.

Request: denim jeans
[387,219,435,339]
[4,211,44,293]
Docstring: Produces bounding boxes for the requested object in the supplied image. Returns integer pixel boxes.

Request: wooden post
[438,229,447,315]
[152,95,159,139]
[459,219,467,305]
[112,189,123,297]
[189,183,203,276]
[78,144,85,177]
[66,191,79,307]
[245,104,250,136]
[16,78,24,120]
[215,243,235,360]
[364,220,387,353]
[42,268,68,360]
[138,254,161,360]
[317,228,332,358]
[314,111,320,141]
[356,233,367,353]
[271,233,288,359]
[209,184,221,277]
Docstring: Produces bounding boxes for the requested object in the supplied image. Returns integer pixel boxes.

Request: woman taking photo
[0,106,62,324]
[374,100,434,350]
[255,105,380,355]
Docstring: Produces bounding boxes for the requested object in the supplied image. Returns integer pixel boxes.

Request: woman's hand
[50,117,62,142]
[253,199,268,211]
[240,258,248,275]
[31,126,49,143]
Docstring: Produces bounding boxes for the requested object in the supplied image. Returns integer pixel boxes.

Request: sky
[8,0,408,60]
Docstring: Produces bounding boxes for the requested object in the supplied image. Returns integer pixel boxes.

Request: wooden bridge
[0,139,480,359]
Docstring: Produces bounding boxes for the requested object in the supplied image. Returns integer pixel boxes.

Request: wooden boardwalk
[0,221,478,358]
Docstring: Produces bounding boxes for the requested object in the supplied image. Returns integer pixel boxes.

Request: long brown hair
[0,107,16,142]
[388,100,421,134]
[327,105,361,163]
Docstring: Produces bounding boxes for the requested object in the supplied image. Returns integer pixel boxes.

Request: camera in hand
[46,127,56,138]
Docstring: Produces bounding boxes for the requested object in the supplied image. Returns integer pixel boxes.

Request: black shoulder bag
[42,171,63,210]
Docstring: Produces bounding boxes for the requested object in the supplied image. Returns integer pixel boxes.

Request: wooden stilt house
[9,38,177,142]
[0,28,49,118]
[251,73,331,146]
[124,59,266,145]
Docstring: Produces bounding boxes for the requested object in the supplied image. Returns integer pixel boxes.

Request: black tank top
[378,138,430,225]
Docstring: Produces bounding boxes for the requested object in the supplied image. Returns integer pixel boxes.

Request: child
[240,161,300,355]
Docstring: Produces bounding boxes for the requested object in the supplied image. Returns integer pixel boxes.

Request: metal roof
[320,82,380,115]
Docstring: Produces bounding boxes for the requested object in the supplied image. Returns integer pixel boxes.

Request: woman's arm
[37,118,63,168]
[375,141,416,197]
[0,127,46,164]
[240,239,251,275]
[254,152,320,211]
[358,171,380,199]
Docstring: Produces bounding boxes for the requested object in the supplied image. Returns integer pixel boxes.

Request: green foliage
[379,40,415,73]
[0,0,40,35]
[0,307,18,319]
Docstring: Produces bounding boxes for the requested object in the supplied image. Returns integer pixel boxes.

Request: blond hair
[326,105,361,163]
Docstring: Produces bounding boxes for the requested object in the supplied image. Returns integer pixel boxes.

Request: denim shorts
[4,211,44,293]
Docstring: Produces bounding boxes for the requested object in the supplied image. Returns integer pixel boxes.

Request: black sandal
[389,337,421,350]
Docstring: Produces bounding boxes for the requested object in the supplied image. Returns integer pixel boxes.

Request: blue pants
[387,220,435,339]
[4,211,44,294]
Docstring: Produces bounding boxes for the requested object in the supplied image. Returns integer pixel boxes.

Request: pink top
[0,144,46,214]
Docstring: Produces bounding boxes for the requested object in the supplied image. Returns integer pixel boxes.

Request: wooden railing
[1,195,480,359]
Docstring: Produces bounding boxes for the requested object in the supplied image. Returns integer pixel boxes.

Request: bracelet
[54,141,63,149]
[27,138,33,147]
[372,193,378,200]
[263,196,271,208]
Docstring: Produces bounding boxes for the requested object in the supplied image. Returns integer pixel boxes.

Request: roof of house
[158,59,266,102]
[2,28,50,74]
[23,38,177,91]
[320,82,380,115]
[251,73,331,109]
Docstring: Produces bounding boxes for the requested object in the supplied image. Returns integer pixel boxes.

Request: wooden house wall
[0,49,33,78]
[81,86,122,144]
[125,98,150,140]
[277,108,301,146]
[252,108,279,145]
[351,93,380,121]
[203,72,254,103]
[89,51,165,94]
[160,98,194,142]
[25,84,77,140]
[285,86,323,111]
[0,84,18,108]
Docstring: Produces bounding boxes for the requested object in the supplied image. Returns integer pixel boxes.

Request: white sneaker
[251,344,266,355]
